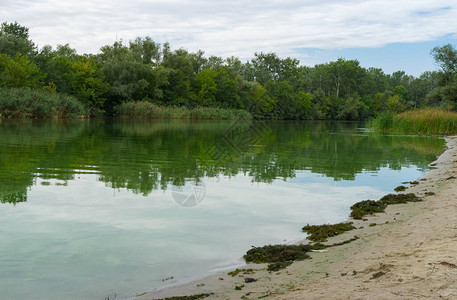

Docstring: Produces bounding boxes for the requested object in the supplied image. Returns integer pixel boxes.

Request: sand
[128,136,457,300]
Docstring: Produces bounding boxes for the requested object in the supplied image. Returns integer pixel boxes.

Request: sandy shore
[129,136,457,300]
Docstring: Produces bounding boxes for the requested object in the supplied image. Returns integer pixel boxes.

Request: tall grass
[370,108,457,134]
[0,88,85,118]
[115,101,252,120]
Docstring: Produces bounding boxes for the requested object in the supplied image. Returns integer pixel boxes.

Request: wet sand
[128,136,457,300]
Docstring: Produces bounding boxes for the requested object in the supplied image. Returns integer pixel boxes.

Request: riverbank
[278,135,457,299]
[126,136,457,300]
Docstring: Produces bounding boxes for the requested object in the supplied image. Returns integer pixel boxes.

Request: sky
[2,0,457,76]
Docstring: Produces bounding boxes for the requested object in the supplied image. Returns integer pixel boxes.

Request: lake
[0,119,445,299]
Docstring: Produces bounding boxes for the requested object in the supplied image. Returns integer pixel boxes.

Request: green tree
[387,95,406,113]
[295,91,313,119]
[129,37,161,65]
[36,44,107,110]
[161,48,196,105]
[431,44,457,78]
[69,57,108,110]
[250,52,299,86]
[337,96,368,120]
[409,71,438,108]
[325,58,367,98]
[193,69,218,106]
[204,55,224,69]
[366,68,389,94]
[388,71,413,90]
[266,80,301,119]
[311,88,330,119]
[426,44,457,108]
[0,22,36,57]
[240,81,275,117]
[371,92,391,116]
[0,53,43,88]
[36,44,80,94]
[214,67,241,108]
[99,41,153,108]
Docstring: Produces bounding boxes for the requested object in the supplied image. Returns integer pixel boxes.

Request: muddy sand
[128,136,457,300]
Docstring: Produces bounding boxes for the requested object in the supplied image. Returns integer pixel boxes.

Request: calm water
[0,119,445,299]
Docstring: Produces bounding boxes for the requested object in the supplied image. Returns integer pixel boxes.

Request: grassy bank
[0,88,85,118]
[370,108,457,134]
[115,101,252,120]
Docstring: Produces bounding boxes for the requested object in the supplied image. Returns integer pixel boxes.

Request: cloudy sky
[2,0,457,75]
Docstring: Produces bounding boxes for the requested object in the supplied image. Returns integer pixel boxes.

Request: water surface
[0,119,445,299]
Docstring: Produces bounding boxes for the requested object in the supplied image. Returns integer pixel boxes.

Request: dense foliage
[1,21,456,119]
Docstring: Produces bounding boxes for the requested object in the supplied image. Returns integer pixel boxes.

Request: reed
[115,101,252,120]
[370,108,457,134]
[0,88,85,118]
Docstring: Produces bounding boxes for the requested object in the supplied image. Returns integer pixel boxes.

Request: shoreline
[126,136,456,300]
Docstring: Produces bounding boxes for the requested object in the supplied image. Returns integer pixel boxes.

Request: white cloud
[2,0,457,63]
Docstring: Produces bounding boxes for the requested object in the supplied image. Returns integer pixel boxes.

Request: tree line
[1,21,456,119]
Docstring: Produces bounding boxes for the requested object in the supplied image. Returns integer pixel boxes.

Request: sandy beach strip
[129,136,457,300]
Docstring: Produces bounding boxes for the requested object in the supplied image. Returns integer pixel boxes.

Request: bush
[0,88,85,118]
[115,101,252,120]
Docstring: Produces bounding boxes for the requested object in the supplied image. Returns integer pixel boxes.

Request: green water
[0,119,445,299]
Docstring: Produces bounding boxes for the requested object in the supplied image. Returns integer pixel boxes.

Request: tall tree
[99,41,153,108]
[427,44,457,107]
[0,22,36,57]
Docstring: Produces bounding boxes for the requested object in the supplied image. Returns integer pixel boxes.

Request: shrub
[0,88,85,118]
[115,101,252,120]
